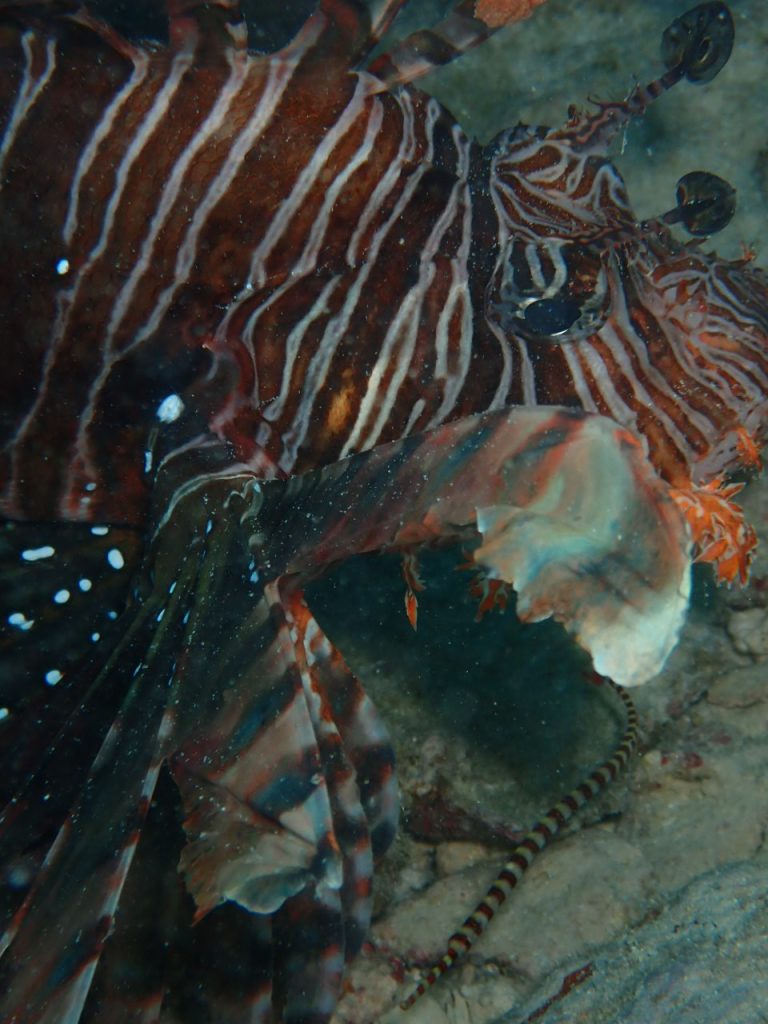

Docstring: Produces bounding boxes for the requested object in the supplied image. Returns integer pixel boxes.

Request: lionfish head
[483,0,767,504]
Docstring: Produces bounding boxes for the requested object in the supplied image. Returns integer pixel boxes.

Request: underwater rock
[502,856,768,1024]
[726,606,768,657]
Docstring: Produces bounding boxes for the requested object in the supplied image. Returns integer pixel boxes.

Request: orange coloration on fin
[401,551,425,631]
[405,589,418,631]
[469,575,511,621]
[670,477,757,585]
[735,427,762,471]
[457,553,512,620]
[474,0,548,30]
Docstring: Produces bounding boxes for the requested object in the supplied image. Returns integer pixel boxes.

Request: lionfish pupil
[493,239,607,341]
[522,296,581,337]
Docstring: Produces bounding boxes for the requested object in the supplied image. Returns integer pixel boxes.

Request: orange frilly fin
[670,477,758,585]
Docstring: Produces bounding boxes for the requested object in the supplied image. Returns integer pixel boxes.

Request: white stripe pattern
[335,97,444,460]
[426,123,475,426]
[102,48,252,352]
[246,74,375,291]
[134,52,300,349]
[0,32,57,187]
[63,52,150,246]
[2,5,766,528]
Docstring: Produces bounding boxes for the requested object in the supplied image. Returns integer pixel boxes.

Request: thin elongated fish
[0,1,765,1021]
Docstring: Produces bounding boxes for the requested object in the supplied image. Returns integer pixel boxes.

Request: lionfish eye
[522,296,582,337]
[661,1,734,84]
[491,239,608,342]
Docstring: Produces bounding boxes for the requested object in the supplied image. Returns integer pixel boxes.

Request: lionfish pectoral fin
[0,528,216,1023]
[165,558,396,1022]
[469,415,693,685]
[172,741,346,1022]
[0,653,176,1023]
[171,578,396,902]
[173,766,327,921]
[170,586,344,920]
[281,589,397,948]
[261,407,691,686]
[0,520,143,809]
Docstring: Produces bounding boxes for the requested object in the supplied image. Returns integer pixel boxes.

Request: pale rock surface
[501,857,768,1024]
[727,606,768,657]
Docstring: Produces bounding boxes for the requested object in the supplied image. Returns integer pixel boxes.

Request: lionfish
[0,0,765,1020]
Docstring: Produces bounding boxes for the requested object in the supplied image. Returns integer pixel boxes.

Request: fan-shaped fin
[0,520,144,804]
[285,587,397,961]
[0,526,210,1023]
[256,406,691,687]
[78,769,184,1024]
[171,584,345,920]
[168,578,393,1022]
[0,660,175,1023]
[288,591,397,925]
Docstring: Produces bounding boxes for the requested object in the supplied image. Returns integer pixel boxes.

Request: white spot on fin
[8,612,34,631]
[21,545,55,561]
[107,548,125,570]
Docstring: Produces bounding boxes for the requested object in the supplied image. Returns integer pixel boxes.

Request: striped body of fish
[0,0,765,1020]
